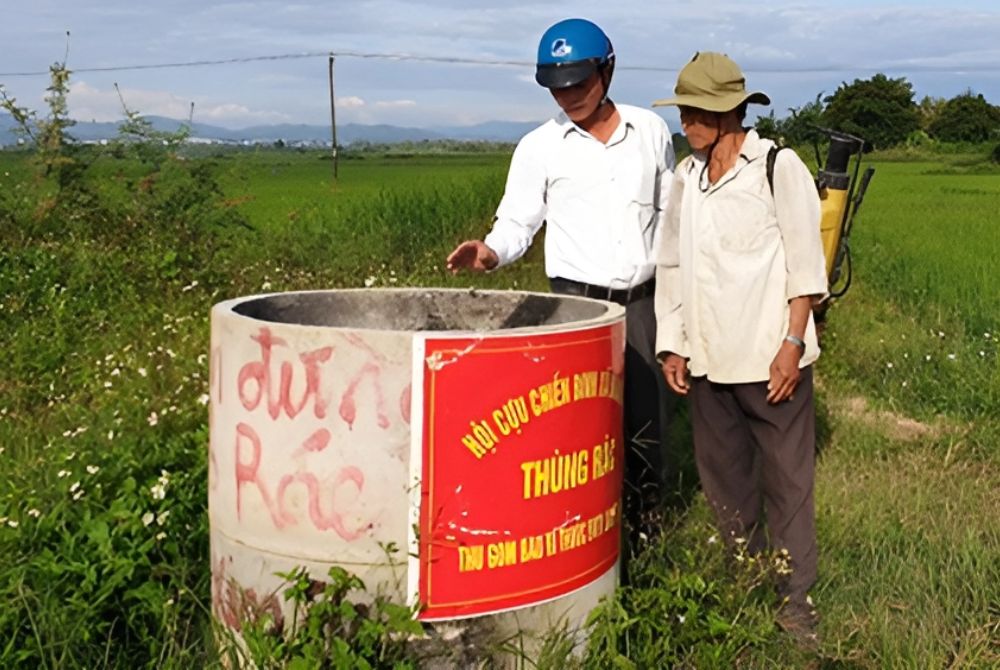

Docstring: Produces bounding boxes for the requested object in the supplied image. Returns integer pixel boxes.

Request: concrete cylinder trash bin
[209,288,627,662]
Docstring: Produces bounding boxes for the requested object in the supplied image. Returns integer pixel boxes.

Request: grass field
[0,145,997,668]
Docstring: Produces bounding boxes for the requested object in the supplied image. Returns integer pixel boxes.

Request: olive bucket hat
[653,51,770,112]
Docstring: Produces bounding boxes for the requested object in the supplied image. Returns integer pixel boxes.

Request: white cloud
[337,96,366,108]
[196,102,290,125]
[67,81,289,127]
[374,99,416,108]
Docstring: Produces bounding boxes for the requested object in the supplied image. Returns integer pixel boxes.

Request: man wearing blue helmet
[447,18,675,567]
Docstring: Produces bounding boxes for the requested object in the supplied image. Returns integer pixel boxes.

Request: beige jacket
[655,130,828,384]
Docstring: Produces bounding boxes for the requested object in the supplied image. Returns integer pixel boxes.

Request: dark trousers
[689,367,818,602]
[620,294,668,521]
[549,280,669,552]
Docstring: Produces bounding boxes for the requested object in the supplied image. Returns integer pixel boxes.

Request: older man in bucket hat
[652,52,828,647]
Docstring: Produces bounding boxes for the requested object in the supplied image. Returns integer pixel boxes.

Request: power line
[2,49,999,78]
[1,51,332,77]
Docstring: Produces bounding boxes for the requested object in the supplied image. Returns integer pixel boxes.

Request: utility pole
[328,55,338,181]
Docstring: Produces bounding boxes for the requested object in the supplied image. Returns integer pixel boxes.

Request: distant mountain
[0,113,538,146]
[428,120,539,142]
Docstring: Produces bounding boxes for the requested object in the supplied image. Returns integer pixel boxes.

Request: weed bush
[0,61,247,668]
[229,567,422,670]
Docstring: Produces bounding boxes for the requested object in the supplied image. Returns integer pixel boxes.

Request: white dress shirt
[655,130,828,383]
[484,104,675,289]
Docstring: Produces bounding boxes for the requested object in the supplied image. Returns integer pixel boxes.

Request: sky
[2,1,1000,132]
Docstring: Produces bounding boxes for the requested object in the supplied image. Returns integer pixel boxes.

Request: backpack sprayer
[814,128,875,302]
[770,128,876,327]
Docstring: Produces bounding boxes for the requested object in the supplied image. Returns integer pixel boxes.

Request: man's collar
[556,102,633,140]
[738,128,768,161]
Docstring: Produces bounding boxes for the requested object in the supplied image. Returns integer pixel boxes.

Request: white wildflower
[111,368,120,376]
[198,393,210,406]
[886,362,893,369]
[947,353,956,361]
[72,490,84,501]
[104,381,113,388]
[150,471,170,500]
[707,534,718,545]
[27,509,41,518]
[677,614,686,623]
[147,411,159,427]
[363,276,376,288]
[261,281,272,291]
[156,511,170,526]
[86,465,100,475]
[69,481,81,493]
[142,512,155,526]
[7,519,18,528]
[57,469,70,478]
[155,531,167,541]
[138,367,148,377]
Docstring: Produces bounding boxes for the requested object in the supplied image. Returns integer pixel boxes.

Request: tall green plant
[0,34,79,188]
[112,83,191,168]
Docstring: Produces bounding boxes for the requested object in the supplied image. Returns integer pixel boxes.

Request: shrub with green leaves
[228,567,422,670]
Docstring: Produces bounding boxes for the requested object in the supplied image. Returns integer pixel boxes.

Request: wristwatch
[784,334,806,350]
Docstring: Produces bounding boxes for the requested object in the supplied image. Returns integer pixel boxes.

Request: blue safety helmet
[535,18,615,90]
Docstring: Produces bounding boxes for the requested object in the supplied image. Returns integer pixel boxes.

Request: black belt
[549,277,655,306]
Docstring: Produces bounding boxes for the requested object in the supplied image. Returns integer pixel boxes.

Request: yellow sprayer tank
[815,134,863,284]
[818,187,849,278]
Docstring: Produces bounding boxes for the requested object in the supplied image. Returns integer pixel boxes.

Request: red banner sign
[412,323,625,620]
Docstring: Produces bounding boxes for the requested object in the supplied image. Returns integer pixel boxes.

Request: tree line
[754,73,1000,151]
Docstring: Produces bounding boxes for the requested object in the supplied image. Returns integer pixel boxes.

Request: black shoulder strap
[766,145,786,195]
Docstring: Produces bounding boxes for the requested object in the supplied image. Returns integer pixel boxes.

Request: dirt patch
[835,395,943,442]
